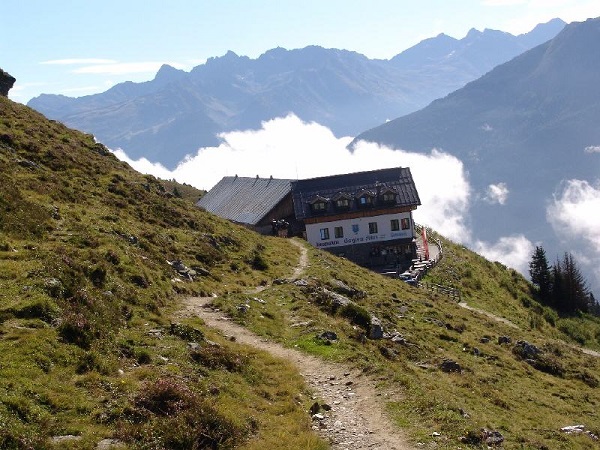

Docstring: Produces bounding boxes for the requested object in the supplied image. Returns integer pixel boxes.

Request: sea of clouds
[112,114,600,290]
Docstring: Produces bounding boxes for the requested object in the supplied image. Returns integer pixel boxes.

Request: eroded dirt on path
[178,240,415,450]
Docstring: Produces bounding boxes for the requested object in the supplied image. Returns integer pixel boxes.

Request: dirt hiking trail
[179,239,415,450]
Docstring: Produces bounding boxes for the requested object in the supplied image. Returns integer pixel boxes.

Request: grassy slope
[210,239,600,448]
[1,96,599,449]
[0,97,325,450]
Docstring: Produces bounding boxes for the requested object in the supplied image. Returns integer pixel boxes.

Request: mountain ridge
[352,17,600,293]
[27,19,565,168]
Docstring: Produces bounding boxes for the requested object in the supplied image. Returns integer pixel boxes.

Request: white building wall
[305,212,414,249]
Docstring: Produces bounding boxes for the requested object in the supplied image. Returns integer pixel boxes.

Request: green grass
[2,94,600,449]
[0,96,325,449]
[211,242,600,449]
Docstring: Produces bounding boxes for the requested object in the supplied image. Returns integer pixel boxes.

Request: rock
[561,425,585,434]
[0,68,16,96]
[309,401,321,415]
[369,316,384,339]
[237,304,250,313]
[96,438,125,449]
[329,279,366,299]
[294,278,309,287]
[317,331,338,342]
[482,428,504,446]
[273,278,287,285]
[51,435,81,444]
[439,359,462,373]
[312,413,325,421]
[323,288,351,308]
[44,278,64,298]
[498,335,512,345]
[513,340,541,359]
[480,336,490,344]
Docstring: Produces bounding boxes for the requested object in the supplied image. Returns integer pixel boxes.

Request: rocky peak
[0,68,16,97]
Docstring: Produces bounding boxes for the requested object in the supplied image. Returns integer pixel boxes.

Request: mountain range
[28,19,565,168]
[353,17,600,293]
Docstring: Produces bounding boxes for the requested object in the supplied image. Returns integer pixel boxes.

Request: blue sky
[3,0,599,103]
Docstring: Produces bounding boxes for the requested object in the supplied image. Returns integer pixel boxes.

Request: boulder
[440,359,462,373]
[0,68,16,97]
[369,315,384,339]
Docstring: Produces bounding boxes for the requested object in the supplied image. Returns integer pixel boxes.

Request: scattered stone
[309,401,321,415]
[96,438,125,449]
[51,435,81,444]
[439,359,462,373]
[273,278,287,285]
[480,336,490,344]
[369,316,384,339]
[472,347,481,356]
[482,428,504,446]
[318,331,338,342]
[290,321,313,328]
[398,305,409,314]
[237,304,250,313]
[44,277,64,298]
[312,413,325,421]
[560,424,598,440]
[252,297,266,304]
[147,329,162,338]
[498,335,512,345]
[168,259,197,281]
[294,278,309,287]
[513,340,541,359]
[17,158,38,169]
[329,279,366,299]
[432,431,441,437]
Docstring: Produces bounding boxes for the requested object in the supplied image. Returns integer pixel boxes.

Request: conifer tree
[529,246,552,305]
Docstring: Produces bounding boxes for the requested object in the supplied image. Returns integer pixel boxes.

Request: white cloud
[584,145,600,154]
[547,179,600,253]
[473,235,535,274]
[113,114,472,243]
[484,182,509,205]
[111,114,545,277]
[41,58,117,65]
[547,179,600,291]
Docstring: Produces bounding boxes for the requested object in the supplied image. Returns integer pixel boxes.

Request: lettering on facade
[316,240,340,248]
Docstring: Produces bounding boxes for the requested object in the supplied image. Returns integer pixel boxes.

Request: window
[368,222,378,234]
[335,198,350,209]
[320,228,330,240]
[359,196,373,206]
[312,201,327,212]
[391,219,400,231]
[382,192,396,202]
[401,218,410,230]
[334,226,344,238]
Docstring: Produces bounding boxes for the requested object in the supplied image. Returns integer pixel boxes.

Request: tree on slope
[553,252,590,314]
[529,246,552,305]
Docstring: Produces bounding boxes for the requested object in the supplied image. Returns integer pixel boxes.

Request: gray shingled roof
[290,167,421,220]
[196,176,292,225]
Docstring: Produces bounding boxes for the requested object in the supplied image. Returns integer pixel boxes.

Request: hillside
[1,95,599,449]
[26,20,564,169]
[353,17,600,294]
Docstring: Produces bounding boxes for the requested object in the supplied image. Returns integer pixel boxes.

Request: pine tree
[551,253,590,314]
[529,246,552,305]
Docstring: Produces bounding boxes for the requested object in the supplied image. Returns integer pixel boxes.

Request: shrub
[119,378,251,449]
[190,345,247,372]
[58,312,96,349]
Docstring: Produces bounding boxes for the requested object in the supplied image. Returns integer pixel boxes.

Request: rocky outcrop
[0,69,16,96]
